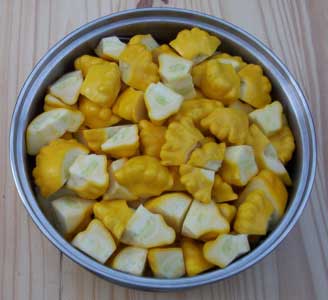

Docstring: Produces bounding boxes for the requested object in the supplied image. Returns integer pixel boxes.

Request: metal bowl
[10,8,316,291]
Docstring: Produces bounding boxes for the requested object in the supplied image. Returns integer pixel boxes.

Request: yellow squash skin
[74,55,107,77]
[212,174,238,203]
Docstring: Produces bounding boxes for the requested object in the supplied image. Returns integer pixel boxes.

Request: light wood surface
[0,0,327,299]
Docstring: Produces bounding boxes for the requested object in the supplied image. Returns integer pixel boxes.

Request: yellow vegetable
[179,164,215,203]
[144,82,184,124]
[181,238,214,276]
[78,96,120,129]
[200,61,240,105]
[95,36,126,61]
[129,34,159,51]
[217,203,237,224]
[148,248,185,278]
[171,98,223,128]
[139,120,166,158]
[249,101,283,137]
[119,44,159,91]
[219,145,259,186]
[121,205,176,248]
[213,53,247,71]
[168,166,186,192]
[238,64,272,108]
[74,54,107,77]
[26,108,85,155]
[103,159,138,201]
[212,174,238,203]
[188,142,225,171]
[201,107,249,145]
[161,117,204,166]
[49,70,83,105]
[52,195,95,239]
[145,192,192,232]
[44,94,77,111]
[114,156,173,198]
[67,154,109,199]
[203,234,250,268]
[182,199,230,240]
[33,139,89,197]
[234,190,274,235]
[152,44,176,64]
[170,27,221,63]
[112,87,147,123]
[61,132,73,140]
[269,125,295,164]
[80,62,121,106]
[191,60,207,87]
[72,219,117,263]
[237,170,288,225]
[228,99,254,114]
[165,74,197,100]
[110,246,148,276]
[93,200,134,240]
[247,124,292,185]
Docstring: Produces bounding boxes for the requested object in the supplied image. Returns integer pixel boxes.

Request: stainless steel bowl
[10,8,316,291]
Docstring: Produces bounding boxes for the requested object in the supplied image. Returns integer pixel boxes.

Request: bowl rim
[9,7,317,291]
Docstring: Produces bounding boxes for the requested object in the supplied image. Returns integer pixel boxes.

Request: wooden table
[1,0,327,299]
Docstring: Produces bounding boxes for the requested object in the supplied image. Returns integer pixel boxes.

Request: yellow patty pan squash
[74,54,107,77]
[170,27,221,63]
[139,120,166,158]
[114,156,173,198]
[128,34,159,51]
[168,166,187,192]
[238,64,272,108]
[33,139,89,197]
[217,203,237,224]
[212,174,238,203]
[152,44,176,64]
[119,44,159,91]
[201,107,249,145]
[234,190,274,235]
[44,94,77,112]
[213,53,247,71]
[161,117,204,166]
[80,62,120,107]
[95,36,126,61]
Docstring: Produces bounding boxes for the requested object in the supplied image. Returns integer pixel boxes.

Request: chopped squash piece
[33,139,89,197]
[170,27,221,63]
[94,200,134,239]
[234,190,274,235]
[74,55,107,77]
[201,107,249,145]
[49,70,83,105]
[217,203,236,224]
[44,94,77,111]
[237,170,288,225]
[80,62,120,107]
[212,174,237,203]
[111,246,148,276]
[188,142,225,171]
[72,219,116,263]
[228,100,254,114]
[114,156,173,197]
[269,125,295,164]
[238,64,272,108]
[181,238,214,276]
[249,101,283,136]
[112,87,147,123]
[213,53,246,71]
[145,82,184,124]
[168,166,186,192]
[145,192,192,232]
[119,44,159,91]
[247,124,291,185]
[182,200,230,240]
[159,53,192,82]
[152,44,176,64]
[129,34,159,51]
[203,234,250,268]
[200,60,240,105]
[95,36,126,61]
[179,164,215,203]
[219,145,258,186]
[103,159,137,201]
[139,120,166,158]
[165,74,196,100]
[161,117,204,166]
[121,205,175,248]
[191,60,207,87]
[148,248,185,278]
[52,195,95,239]
[26,108,84,155]
[101,125,139,158]
[67,154,109,199]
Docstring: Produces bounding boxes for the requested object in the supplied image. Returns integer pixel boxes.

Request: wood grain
[1,0,327,299]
